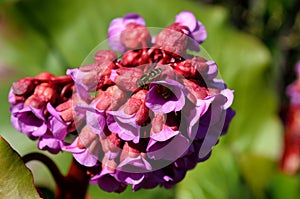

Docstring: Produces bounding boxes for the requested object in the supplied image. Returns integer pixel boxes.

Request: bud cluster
[9,72,77,153]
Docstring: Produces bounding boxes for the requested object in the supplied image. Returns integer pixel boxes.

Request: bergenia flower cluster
[8,11,235,192]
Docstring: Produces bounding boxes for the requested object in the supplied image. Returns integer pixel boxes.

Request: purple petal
[123,13,145,26]
[206,61,218,80]
[11,104,48,138]
[150,125,179,142]
[175,11,197,31]
[192,21,207,44]
[146,80,185,113]
[116,155,152,185]
[221,89,234,109]
[184,97,214,138]
[107,110,140,143]
[64,138,98,167]
[47,103,69,139]
[147,133,190,161]
[66,68,94,100]
[118,155,152,172]
[98,175,127,193]
[38,135,64,154]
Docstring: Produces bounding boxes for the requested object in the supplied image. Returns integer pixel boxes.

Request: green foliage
[0,137,41,199]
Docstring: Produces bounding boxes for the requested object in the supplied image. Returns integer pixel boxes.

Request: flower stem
[22,153,91,199]
[22,152,65,188]
[55,158,91,199]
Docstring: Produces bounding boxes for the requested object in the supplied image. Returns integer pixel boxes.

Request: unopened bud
[120,23,151,50]
[34,83,56,104]
[94,50,117,64]
[12,78,34,96]
[24,95,45,109]
[155,24,188,55]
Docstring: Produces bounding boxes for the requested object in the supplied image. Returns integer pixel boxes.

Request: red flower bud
[12,78,35,96]
[34,83,56,104]
[94,50,117,64]
[155,24,189,56]
[120,23,151,50]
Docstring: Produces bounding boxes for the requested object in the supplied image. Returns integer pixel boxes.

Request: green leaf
[238,154,276,199]
[0,136,41,199]
[267,173,300,199]
[175,145,252,199]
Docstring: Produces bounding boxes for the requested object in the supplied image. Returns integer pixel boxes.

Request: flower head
[9,10,235,193]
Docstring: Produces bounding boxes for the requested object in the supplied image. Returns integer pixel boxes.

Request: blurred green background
[0,0,300,198]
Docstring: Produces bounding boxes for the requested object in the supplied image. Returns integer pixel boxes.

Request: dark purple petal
[221,108,236,135]
[147,133,190,161]
[116,155,152,185]
[38,134,65,154]
[95,175,127,193]
[161,166,186,189]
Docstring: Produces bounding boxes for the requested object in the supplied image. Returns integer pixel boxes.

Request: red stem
[55,158,91,199]
[23,153,91,199]
[22,152,65,188]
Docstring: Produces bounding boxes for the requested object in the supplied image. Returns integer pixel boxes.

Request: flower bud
[155,24,188,55]
[12,78,35,96]
[120,23,151,50]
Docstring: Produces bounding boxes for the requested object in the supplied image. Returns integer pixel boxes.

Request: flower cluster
[9,11,235,192]
[9,72,78,153]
